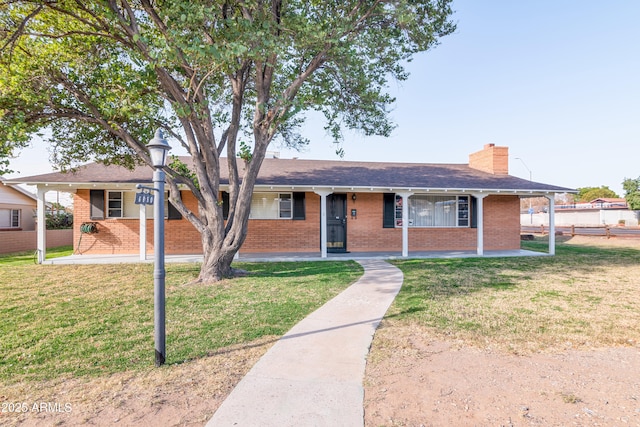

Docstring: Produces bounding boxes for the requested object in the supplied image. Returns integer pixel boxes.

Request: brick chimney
[468,143,509,175]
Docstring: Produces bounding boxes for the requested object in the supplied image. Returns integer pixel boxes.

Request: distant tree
[49,202,69,213]
[46,212,73,229]
[623,177,640,210]
[0,1,456,282]
[576,186,619,202]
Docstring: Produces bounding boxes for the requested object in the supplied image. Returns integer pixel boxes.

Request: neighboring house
[587,198,628,209]
[7,144,573,262]
[0,178,73,255]
[525,197,638,227]
[0,177,37,231]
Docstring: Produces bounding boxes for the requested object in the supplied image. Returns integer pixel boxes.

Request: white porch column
[315,190,332,258]
[547,195,556,255]
[139,203,147,260]
[36,187,47,264]
[398,193,412,257]
[473,193,488,256]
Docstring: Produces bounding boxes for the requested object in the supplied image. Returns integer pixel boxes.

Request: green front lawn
[0,245,73,266]
[0,260,362,383]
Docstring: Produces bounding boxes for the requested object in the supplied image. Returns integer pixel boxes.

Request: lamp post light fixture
[148,129,171,367]
[148,129,171,168]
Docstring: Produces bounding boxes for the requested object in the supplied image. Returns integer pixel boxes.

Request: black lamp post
[147,129,171,367]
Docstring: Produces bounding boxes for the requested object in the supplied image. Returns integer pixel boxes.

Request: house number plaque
[135,191,155,205]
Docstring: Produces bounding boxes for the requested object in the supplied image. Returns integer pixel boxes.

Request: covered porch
[41,248,548,265]
[30,184,559,263]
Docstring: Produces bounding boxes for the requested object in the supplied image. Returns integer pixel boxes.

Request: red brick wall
[408,228,478,251]
[346,193,402,252]
[75,190,135,254]
[73,190,521,254]
[483,195,521,250]
[74,189,203,255]
[163,191,202,254]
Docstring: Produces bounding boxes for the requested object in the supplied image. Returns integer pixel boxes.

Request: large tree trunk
[192,179,254,283]
[196,231,240,283]
[197,247,236,282]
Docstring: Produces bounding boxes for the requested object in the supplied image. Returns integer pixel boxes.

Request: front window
[250,193,292,219]
[107,191,123,218]
[0,209,20,228]
[279,194,292,218]
[107,191,167,218]
[396,195,470,227]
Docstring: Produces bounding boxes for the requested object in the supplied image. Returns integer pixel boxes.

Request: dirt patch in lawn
[561,234,640,249]
[364,323,640,426]
[1,337,275,427]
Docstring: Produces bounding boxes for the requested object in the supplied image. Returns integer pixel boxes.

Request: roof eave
[246,184,575,195]
[6,180,575,196]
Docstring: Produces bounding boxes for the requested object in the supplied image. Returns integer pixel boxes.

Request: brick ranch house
[8,144,571,262]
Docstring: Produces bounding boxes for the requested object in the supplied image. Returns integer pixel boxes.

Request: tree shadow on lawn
[168,260,363,281]
[244,260,363,278]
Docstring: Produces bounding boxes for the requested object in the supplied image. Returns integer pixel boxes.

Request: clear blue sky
[7,0,640,197]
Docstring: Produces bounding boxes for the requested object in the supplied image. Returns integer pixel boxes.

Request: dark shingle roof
[6,157,573,193]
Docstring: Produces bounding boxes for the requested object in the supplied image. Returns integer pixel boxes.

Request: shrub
[46,212,73,229]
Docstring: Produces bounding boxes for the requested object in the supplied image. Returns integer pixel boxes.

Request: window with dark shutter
[222,191,230,220]
[471,196,478,228]
[168,191,182,220]
[383,193,395,228]
[293,192,305,220]
[90,190,105,220]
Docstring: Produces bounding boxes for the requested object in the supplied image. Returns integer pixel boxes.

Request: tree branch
[1,4,43,56]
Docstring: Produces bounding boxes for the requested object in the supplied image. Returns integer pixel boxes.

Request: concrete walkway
[206,259,404,427]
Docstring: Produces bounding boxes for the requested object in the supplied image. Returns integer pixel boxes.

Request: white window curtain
[408,195,457,227]
[250,193,279,219]
[250,193,292,219]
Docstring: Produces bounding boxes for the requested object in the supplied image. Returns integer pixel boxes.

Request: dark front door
[327,194,347,253]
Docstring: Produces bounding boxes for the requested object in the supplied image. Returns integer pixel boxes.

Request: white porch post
[398,193,411,257]
[473,193,488,256]
[547,195,556,255]
[315,190,332,258]
[36,187,47,264]
[139,203,147,260]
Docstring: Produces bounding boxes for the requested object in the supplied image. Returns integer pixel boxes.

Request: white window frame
[278,193,292,219]
[0,208,20,228]
[395,194,470,228]
[107,191,124,218]
[11,209,19,228]
[249,192,293,219]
